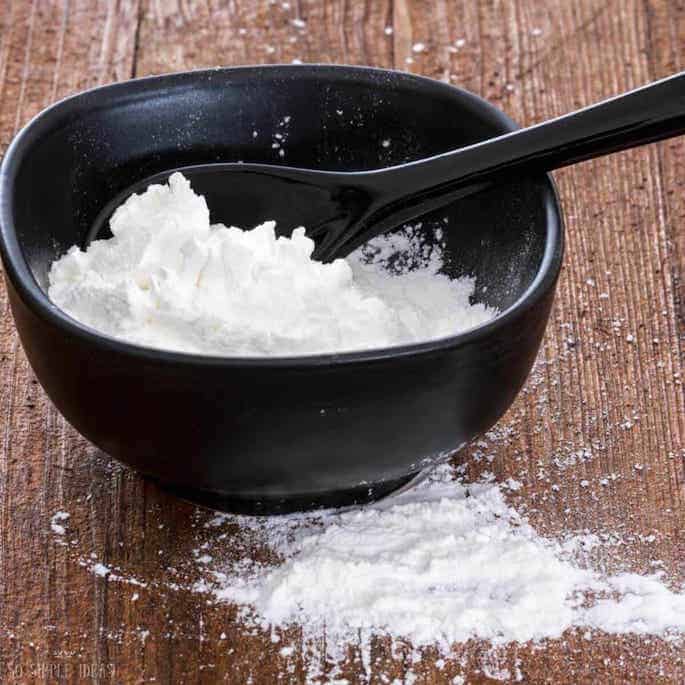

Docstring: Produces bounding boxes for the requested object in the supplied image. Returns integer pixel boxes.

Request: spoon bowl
[0,65,562,513]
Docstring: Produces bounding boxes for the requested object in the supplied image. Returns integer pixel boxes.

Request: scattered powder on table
[193,464,685,676]
[49,511,70,535]
[48,172,496,356]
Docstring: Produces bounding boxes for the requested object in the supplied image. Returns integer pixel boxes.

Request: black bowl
[0,65,563,513]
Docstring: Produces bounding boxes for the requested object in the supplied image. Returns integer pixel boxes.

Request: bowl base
[159,471,423,515]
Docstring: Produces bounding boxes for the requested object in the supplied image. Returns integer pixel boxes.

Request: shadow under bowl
[0,65,563,514]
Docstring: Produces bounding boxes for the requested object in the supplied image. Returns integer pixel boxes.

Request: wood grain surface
[0,0,683,682]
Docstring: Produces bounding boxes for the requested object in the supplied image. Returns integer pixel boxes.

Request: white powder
[197,465,685,672]
[91,562,111,577]
[49,511,70,535]
[48,173,496,356]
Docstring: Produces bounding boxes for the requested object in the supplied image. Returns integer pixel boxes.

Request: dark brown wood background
[0,1,683,683]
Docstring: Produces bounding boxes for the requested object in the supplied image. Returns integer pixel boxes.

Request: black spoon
[91,71,685,261]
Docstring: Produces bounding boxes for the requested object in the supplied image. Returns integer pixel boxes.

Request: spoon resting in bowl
[89,70,685,262]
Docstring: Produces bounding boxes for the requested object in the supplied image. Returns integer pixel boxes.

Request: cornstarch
[48,173,496,356]
[195,463,685,680]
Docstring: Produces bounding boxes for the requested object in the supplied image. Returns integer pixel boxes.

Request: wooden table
[0,1,683,682]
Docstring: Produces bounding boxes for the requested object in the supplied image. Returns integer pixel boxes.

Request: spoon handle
[374,70,685,197]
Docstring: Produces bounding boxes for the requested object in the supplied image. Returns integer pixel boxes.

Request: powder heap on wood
[48,173,496,356]
[195,464,685,671]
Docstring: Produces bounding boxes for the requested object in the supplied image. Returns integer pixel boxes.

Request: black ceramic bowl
[0,65,563,513]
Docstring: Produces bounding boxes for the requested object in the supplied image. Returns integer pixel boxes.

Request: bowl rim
[0,63,564,368]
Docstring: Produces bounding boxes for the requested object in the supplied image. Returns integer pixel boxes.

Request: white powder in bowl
[48,173,496,356]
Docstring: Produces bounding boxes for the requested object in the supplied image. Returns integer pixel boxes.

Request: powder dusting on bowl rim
[0,64,564,368]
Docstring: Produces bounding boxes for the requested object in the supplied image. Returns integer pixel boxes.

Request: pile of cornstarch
[195,464,685,678]
[48,173,496,356]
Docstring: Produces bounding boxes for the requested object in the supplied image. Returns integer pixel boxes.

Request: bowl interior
[9,66,550,316]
